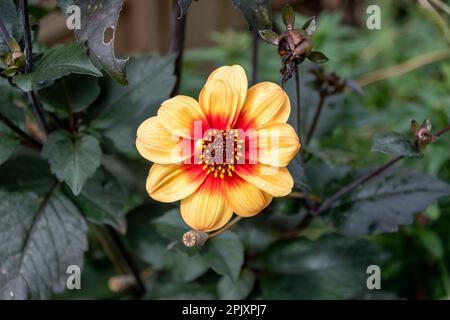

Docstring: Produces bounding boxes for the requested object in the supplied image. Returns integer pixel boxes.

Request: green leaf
[259,30,279,46]
[42,130,102,195]
[372,132,422,157]
[0,188,88,299]
[260,235,387,299]
[232,0,272,31]
[13,42,102,91]
[73,168,127,233]
[63,0,128,84]
[330,169,450,236]
[127,203,207,281]
[217,268,255,300]
[39,74,101,117]
[201,231,244,282]
[164,251,208,282]
[282,5,295,28]
[417,229,443,260]
[307,51,329,64]
[0,131,18,166]
[302,16,317,36]
[0,154,54,192]
[126,203,172,269]
[89,54,176,152]
[153,209,189,241]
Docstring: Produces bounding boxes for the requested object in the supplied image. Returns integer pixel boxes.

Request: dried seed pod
[182,230,208,247]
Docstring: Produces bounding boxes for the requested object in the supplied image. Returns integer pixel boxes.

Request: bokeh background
[15,0,450,299]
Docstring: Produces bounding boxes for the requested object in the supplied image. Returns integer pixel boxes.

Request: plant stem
[91,224,146,298]
[106,226,146,297]
[436,124,450,137]
[285,123,450,237]
[305,92,327,145]
[430,0,450,15]
[0,16,12,52]
[357,49,450,87]
[63,80,75,134]
[19,0,33,74]
[438,260,450,299]
[169,0,187,97]
[208,216,242,239]
[0,110,42,150]
[27,91,49,134]
[295,65,301,138]
[19,0,49,135]
[251,31,259,85]
[289,191,321,202]
[313,156,403,216]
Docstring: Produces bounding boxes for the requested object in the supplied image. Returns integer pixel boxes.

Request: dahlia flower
[136,65,300,232]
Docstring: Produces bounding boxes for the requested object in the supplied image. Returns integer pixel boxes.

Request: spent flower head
[259,4,329,84]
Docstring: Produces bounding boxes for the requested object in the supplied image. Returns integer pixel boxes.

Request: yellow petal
[157,95,209,139]
[225,176,273,217]
[207,65,248,115]
[256,123,301,167]
[199,79,239,129]
[236,165,294,197]
[180,177,233,232]
[236,82,290,130]
[146,163,206,202]
[136,117,191,164]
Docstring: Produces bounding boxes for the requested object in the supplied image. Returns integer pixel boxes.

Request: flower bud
[411,119,436,150]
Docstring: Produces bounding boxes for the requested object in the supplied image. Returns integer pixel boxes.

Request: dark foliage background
[0,0,449,300]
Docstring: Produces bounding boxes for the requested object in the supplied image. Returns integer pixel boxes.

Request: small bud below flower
[182,230,208,247]
[108,274,136,293]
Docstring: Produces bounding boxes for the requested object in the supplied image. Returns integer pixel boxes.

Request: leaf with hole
[62,0,128,84]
